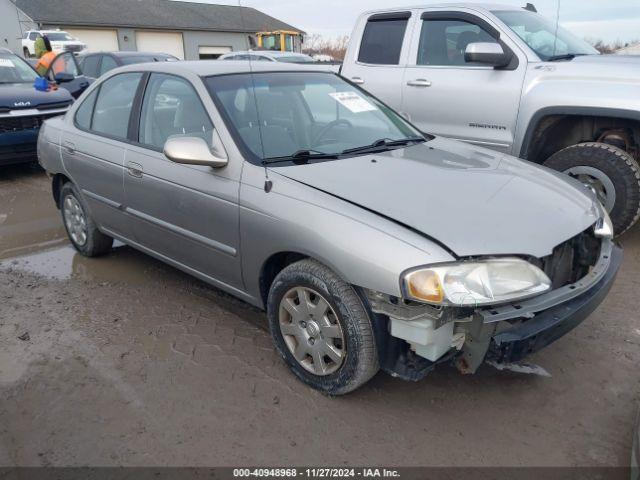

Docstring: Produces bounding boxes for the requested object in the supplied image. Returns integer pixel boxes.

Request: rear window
[358,13,411,65]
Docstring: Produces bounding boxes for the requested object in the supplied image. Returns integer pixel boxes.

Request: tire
[59,182,113,257]
[544,142,640,235]
[267,259,379,395]
[23,48,30,58]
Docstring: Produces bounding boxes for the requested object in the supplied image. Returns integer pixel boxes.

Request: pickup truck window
[418,19,496,66]
[493,10,597,60]
[358,13,410,65]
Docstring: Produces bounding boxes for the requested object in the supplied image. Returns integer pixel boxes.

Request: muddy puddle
[0,165,67,260]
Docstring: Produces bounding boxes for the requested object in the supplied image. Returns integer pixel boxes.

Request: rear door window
[358,13,411,65]
[91,72,143,139]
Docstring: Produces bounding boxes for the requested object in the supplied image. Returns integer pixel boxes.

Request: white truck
[341,3,640,234]
[22,30,86,58]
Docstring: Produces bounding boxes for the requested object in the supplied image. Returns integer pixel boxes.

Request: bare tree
[303,34,350,61]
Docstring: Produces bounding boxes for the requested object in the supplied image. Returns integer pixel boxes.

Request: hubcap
[564,166,617,213]
[278,287,345,376]
[63,194,88,247]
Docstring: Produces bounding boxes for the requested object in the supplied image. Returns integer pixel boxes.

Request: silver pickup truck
[342,3,640,234]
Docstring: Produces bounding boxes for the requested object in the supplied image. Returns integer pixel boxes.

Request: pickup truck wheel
[544,142,640,235]
[23,48,31,58]
[60,183,114,257]
[267,259,379,395]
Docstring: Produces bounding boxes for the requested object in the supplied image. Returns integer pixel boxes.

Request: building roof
[15,0,302,34]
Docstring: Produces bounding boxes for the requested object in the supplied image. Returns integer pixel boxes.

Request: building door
[65,29,119,52]
[135,31,185,59]
[198,46,232,60]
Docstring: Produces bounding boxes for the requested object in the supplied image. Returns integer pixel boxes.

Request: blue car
[0,48,73,166]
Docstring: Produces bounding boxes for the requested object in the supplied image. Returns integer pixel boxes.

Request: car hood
[271,137,600,258]
[547,54,640,82]
[0,83,73,110]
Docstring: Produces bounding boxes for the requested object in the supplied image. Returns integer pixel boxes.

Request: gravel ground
[1,165,639,469]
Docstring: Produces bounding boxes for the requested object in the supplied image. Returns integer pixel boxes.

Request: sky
[176,0,640,44]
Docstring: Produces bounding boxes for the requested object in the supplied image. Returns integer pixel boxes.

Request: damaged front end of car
[364,217,623,382]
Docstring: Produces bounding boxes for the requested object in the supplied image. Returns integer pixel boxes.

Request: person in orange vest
[35,36,57,76]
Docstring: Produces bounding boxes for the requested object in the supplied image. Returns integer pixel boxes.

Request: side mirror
[163,134,228,168]
[54,72,75,83]
[465,42,511,68]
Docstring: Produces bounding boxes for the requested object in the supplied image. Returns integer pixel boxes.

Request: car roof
[224,51,311,58]
[81,51,175,58]
[115,60,335,77]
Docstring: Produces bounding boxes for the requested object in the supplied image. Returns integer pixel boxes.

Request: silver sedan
[38,61,621,394]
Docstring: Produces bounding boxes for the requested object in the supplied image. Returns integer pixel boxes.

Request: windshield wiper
[341,137,424,156]
[263,149,340,165]
[547,53,587,62]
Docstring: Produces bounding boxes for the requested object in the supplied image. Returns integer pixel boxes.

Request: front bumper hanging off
[487,243,623,363]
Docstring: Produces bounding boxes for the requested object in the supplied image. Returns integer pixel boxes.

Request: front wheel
[544,142,640,235]
[267,259,379,395]
[60,183,114,257]
[23,47,31,58]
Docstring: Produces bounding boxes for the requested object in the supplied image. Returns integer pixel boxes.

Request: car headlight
[595,207,614,238]
[402,258,552,307]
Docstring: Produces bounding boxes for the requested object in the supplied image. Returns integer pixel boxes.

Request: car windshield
[46,32,74,41]
[206,72,424,162]
[276,55,314,64]
[0,53,39,84]
[493,10,598,60]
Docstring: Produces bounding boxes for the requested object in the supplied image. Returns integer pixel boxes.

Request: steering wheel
[312,119,353,146]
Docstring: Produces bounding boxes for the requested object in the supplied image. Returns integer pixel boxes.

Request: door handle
[351,77,365,85]
[407,79,432,87]
[63,141,76,154]
[126,162,143,178]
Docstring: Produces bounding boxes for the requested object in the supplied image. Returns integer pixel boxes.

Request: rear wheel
[544,142,640,235]
[60,183,113,257]
[267,259,379,395]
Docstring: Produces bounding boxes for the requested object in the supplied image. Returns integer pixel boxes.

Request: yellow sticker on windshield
[0,58,15,68]
[329,92,377,113]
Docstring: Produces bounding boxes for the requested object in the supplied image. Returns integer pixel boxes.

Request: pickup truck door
[402,9,526,153]
[341,11,414,113]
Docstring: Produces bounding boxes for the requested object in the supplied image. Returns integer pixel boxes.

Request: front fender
[515,67,640,158]
[239,166,454,307]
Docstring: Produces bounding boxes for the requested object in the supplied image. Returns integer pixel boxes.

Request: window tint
[99,55,118,76]
[418,19,497,66]
[358,15,410,65]
[139,74,213,150]
[29,32,39,41]
[81,55,100,78]
[91,73,143,139]
[75,88,98,130]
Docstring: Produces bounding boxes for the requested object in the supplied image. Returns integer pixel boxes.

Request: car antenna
[524,3,538,12]
[552,0,561,57]
[239,0,272,193]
